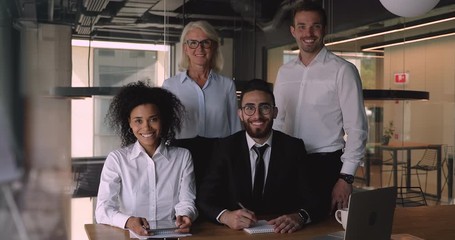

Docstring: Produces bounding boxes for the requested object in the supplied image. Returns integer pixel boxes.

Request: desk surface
[85,205,455,240]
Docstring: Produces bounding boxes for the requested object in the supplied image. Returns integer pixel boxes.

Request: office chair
[72,157,105,198]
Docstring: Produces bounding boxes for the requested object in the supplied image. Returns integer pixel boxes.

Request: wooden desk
[392,205,455,240]
[379,142,443,199]
[85,205,455,240]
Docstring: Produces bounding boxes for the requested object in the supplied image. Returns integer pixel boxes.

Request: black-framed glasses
[185,39,213,49]
[242,104,274,116]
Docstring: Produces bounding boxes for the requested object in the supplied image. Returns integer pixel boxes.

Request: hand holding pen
[175,215,192,233]
[125,216,151,236]
[238,202,258,223]
[218,202,257,230]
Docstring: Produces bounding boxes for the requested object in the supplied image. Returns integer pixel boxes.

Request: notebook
[128,229,192,239]
[243,220,275,234]
[128,219,192,239]
[312,187,397,240]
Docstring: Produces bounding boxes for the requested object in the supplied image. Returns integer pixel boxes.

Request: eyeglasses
[185,39,213,49]
[242,104,274,116]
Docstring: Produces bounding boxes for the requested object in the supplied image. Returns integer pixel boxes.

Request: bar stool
[380,150,406,187]
[401,147,438,194]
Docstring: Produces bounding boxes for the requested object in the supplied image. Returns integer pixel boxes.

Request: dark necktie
[252,144,269,202]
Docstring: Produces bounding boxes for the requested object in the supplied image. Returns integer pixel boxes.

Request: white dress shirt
[273,47,368,175]
[162,70,241,139]
[245,132,273,190]
[95,141,198,229]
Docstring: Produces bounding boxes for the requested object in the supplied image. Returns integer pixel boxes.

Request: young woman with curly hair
[95,81,198,236]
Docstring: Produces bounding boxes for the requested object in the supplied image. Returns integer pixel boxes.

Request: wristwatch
[298,209,310,224]
[339,174,354,184]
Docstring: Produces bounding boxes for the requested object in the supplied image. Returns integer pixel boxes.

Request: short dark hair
[291,1,327,27]
[107,81,185,146]
[239,79,275,106]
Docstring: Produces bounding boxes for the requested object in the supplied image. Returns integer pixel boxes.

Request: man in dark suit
[197,79,324,233]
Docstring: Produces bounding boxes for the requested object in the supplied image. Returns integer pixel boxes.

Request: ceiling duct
[256,1,293,32]
[230,0,257,21]
[230,0,294,32]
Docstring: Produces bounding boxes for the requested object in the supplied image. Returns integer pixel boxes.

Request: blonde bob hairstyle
[178,20,224,72]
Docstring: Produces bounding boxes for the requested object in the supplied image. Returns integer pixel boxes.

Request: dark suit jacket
[197,130,324,223]
[170,136,218,188]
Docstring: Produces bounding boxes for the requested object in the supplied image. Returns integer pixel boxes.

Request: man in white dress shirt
[273,2,368,214]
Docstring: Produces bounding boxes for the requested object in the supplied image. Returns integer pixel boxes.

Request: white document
[129,229,192,239]
[243,220,275,234]
[128,219,192,239]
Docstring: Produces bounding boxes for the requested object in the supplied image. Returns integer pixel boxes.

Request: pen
[141,218,150,233]
[238,202,247,210]
[238,202,258,223]
[142,224,150,231]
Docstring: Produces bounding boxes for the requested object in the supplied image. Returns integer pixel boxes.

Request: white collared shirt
[273,47,368,175]
[95,141,198,229]
[162,71,241,139]
[245,132,273,190]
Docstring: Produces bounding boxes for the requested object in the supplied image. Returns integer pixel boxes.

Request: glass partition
[266,10,455,200]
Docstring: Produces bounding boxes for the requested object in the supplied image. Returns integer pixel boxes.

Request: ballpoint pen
[238,202,247,210]
[141,218,151,234]
[238,202,259,223]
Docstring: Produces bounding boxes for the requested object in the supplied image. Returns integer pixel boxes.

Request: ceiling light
[379,0,439,18]
[325,14,455,47]
[362,28,455,52]
[51,87,122,98]
[83,0,109,12]
[71,39,170,51]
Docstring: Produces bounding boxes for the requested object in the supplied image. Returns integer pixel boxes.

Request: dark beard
[244,121,273,139]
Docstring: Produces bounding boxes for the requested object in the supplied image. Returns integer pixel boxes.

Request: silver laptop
[312,187,397,240]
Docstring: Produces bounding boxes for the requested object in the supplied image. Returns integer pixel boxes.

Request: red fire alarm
[394,72,409,84]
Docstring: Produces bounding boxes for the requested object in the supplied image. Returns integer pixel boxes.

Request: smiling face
[129,103,161,155]
[290,10,326,57]
[238,90,277,144]
[184,27,214,69]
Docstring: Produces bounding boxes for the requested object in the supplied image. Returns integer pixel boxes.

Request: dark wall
[232,18,294,82]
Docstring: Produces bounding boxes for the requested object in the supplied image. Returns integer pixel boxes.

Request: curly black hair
[107,81,185,147]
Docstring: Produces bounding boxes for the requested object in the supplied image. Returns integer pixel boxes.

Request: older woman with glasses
[162,20,241,139]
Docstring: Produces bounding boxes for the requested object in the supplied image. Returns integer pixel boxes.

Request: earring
[128,128,133,134]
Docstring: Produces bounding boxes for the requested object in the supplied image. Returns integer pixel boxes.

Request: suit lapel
[264,130,282,196]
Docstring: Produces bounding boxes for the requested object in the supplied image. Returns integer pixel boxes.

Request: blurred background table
[379,142,443,199]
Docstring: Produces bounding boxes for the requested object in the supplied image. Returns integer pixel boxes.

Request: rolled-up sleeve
[175,151,198,221]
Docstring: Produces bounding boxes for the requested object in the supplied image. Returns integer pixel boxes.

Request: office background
[1,0,454,239]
